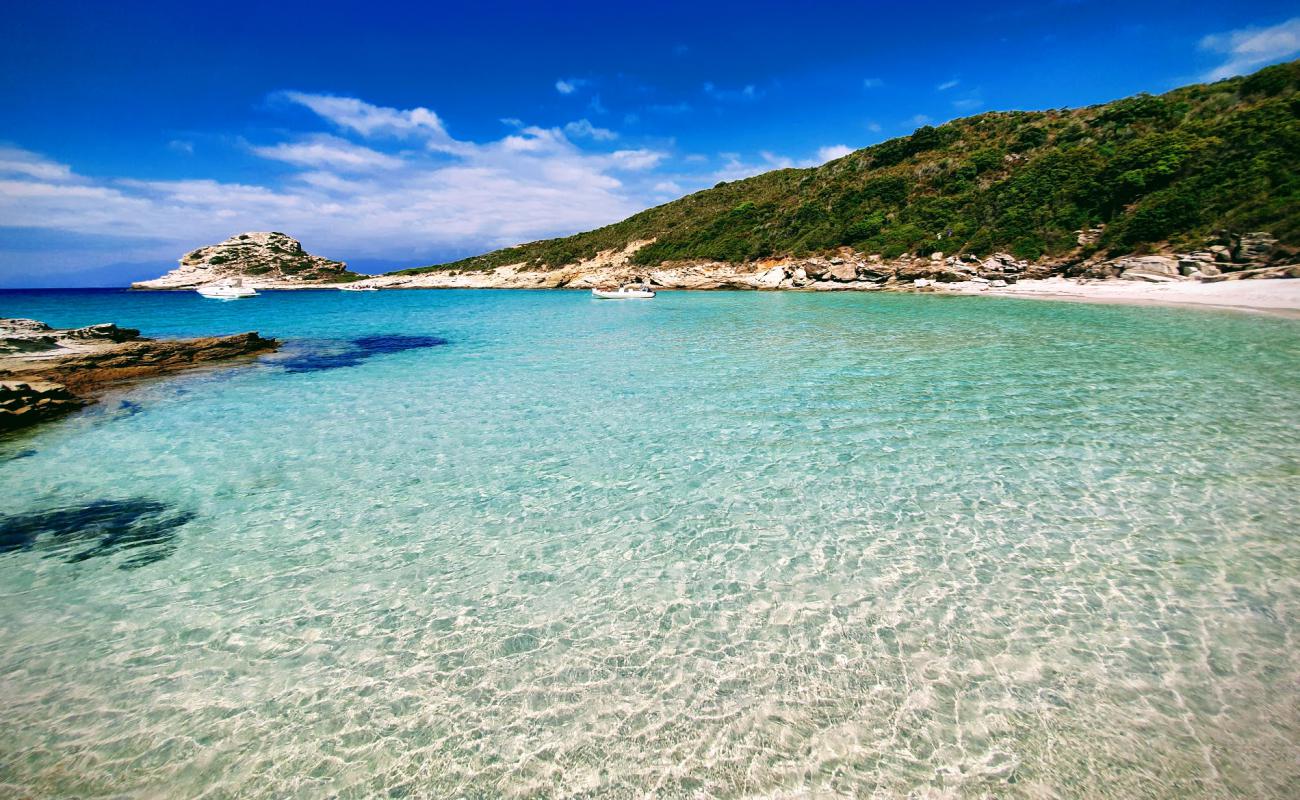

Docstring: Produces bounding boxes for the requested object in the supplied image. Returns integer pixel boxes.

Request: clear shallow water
[1,288,1298,798]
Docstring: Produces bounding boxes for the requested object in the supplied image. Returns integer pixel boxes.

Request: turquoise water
[1,288,1298,798]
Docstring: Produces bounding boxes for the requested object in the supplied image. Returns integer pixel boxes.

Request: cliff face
[132,232,362,290]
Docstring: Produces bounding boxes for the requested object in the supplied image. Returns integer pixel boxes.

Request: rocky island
[131,231,363,290]
[1,319,277,432]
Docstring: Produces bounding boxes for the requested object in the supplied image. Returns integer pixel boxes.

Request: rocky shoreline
[1,319,277,433]
[129,229,1298,295]
[335,232,1300,294]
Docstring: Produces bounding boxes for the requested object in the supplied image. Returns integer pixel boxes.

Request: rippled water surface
[1,288,1298,798]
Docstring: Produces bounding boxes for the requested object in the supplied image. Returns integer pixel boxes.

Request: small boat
[592,284,655,299]
[196,279,258,299]
[338,283,379,292]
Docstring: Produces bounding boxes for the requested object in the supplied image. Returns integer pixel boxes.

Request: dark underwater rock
[0,498,196,569]
[278,335,448,374]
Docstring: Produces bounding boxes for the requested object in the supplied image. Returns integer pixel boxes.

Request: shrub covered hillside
[398,61,1299,275]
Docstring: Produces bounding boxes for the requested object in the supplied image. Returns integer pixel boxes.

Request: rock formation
[132,232,363,290]
[1,320,277,432]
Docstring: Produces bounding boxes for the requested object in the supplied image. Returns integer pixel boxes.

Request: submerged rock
[276,335,448,374]
[0,498,195,569]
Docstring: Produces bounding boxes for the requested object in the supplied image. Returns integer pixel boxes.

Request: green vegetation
[395,61,1300,275]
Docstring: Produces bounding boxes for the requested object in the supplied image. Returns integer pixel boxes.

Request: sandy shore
[945,277,1300,316]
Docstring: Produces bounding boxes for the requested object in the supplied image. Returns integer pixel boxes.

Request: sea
[1,288,1297,798]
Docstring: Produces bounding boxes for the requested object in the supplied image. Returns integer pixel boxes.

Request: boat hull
[196,287,259,299]
[592,289,655,299]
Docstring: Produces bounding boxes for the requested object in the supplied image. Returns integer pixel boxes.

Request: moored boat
[196,279,258,299]
[339,283,379,292]
[592,284,655,299]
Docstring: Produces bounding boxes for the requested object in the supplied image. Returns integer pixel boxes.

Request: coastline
[949,276,1300,316]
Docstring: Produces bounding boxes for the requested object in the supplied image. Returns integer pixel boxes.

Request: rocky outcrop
[0,320,278,433]
[132,232,363,290]
[0,381,86,432]
[2,319,142,355]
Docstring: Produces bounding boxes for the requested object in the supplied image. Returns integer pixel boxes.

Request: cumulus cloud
[1200,17,1300,80]
[0,145,75,182]
[277,91,473,156]
[817,144,854,162]
[563,119,618,141]
[0,91,682,282]
[251,135,404,171]
[555,78,587,95]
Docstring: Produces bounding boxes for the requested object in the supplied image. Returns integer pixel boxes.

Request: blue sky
[1,1,1298,286]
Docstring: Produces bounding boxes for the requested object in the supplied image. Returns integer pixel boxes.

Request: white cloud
[817,144,854,163]
[866,121,883,133]
[863,77,883,88]
[607,149,664,171]
[1200,17,1300,80]
[0,145,75,182]
[563,119,618,141]
[936,79,960,91]
[252,135,404,171]
[952,97,984,111]
[0,92,685,282]
[168,139,195,155]
[277,91,470,155]
[555,78,587,95]
[653,180,682,194]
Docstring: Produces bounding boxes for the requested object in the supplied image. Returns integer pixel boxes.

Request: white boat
[592,284,655,299]
[196,279,259,299]
[338,283,379,292]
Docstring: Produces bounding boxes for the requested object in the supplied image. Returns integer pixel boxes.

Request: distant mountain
[393,60,1299,277]
[133,232,363,290]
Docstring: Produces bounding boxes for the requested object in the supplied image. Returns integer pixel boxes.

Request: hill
[133,232,363,290]
[393,61,1299,277]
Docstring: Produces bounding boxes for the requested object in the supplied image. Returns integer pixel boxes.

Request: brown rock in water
[19,332,278,395]
[0,321,278,433]
[0,381,86,432]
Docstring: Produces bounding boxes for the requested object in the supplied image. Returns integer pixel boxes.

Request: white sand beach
[951,277,1300,316]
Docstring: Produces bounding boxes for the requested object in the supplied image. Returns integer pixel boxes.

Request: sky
[1,1,1298,287]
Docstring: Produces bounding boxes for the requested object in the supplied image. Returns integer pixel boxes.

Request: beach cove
[1,288,1297,797]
